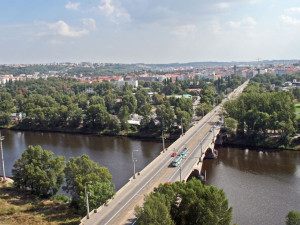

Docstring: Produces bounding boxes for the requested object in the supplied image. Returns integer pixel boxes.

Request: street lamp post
[132,150,139,179]
[179,165,182,182]
[162,131,165,151]
[85,181,92,219]
[181,118,183,135]
[200,141,203,162]
[0,132,6,182]
[211,125,216,143]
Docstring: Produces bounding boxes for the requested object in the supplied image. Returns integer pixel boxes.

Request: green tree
[196,103,213,117]
[0,92,14,112]
[122,93,137,113]
[176,108,192,132]
[135,88,150,107]
[286,210,300,225]
[84,104,110,129]
[224,117,238,134]
[135,179,232,225]
[118,105,130,131]
[156,101,175,130]
[79,181,115,215]
[63,154,113,206]
[12,145,66,197]
[107,116,121,134]
[135,193,174,225]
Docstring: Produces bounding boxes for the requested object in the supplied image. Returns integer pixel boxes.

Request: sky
[1,0,300,64]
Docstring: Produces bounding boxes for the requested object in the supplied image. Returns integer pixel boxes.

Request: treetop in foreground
[63,154,114,210]
[135,179,232,225]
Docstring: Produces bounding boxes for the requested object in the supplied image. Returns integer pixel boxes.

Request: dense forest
[0,74,245,137]
[224,73,300,148]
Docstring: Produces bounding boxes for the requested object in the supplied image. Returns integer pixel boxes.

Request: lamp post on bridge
[212,125,216,143]
[200,141,203,162]
[180,164,182,182]
[132,150,139,179]
[0,132,6,183]
[85,181,92,219]
[181,118,183,136]
[162,131,165,152]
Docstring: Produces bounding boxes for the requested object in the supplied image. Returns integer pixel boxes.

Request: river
[2,129,300,224]
[202,146,300,225]
[0,129,168,190]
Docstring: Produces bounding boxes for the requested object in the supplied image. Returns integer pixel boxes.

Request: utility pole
[0,132,6,182]
[200,141,203,161]
[85,181,92,219]
[132,150,139,179]
[181,118,183,135]
[162,131,165,151]
[180,165,182,182]
[212,125,215,143]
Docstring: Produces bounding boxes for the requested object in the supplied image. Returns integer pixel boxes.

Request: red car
[171,153,177,157]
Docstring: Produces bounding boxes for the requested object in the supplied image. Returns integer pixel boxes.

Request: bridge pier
[204,147,218,159]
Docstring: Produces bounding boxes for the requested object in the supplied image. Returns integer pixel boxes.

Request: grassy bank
[0,183,80,225]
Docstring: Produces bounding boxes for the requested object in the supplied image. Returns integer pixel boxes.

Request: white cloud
[280,15,300,25]
[249,0,262,4]
[227,17,257,29]
[65,1,80,11]
[284,7,300,14]
[216,2,230,9]
[172,24,197,37]
[48,20,88,37]
[210,20,222,34]
[49,39,64,45]
[98,0,131,23]
[82,18,97,31]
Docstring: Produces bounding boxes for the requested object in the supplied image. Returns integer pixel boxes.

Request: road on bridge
[83,80,248,225]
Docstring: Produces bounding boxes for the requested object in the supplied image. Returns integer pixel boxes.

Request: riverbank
[0,182,80,225]
[1,124,181,140]
[222,133,300,151]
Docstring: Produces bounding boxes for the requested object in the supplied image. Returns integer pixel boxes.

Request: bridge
[82,81,248,225]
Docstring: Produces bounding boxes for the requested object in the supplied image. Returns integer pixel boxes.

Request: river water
[2,129,300,224]
[0,129,167,190]
[202,146,300,225]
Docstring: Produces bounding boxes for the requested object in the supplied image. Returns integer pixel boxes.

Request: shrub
[50,194,70,203]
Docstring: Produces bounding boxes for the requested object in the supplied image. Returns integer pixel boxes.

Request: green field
[295,103,300,119]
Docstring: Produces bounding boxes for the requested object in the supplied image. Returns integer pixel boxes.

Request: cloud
[284,7,300,14]
[216,2,230,9]
[227,17,257,29]
[82,18,96,31]
[248,0,262,4]
[280,15,300,25]
[65,1,80,10]
[49,39,64,45]
[210,20,222,34]
[172,24,197,37]
[98,0,131,23]
[48,20,88,37]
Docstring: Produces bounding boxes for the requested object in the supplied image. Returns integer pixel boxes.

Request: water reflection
[1,129,169,190]
[214,147,298,175]
[203,146,300,225]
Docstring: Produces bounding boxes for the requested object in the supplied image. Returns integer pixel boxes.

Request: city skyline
[1,0,300,64]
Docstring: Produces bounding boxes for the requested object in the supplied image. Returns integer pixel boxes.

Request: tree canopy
[63,154,113,207]
[135,179,232,225]
[12,145,66,197]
